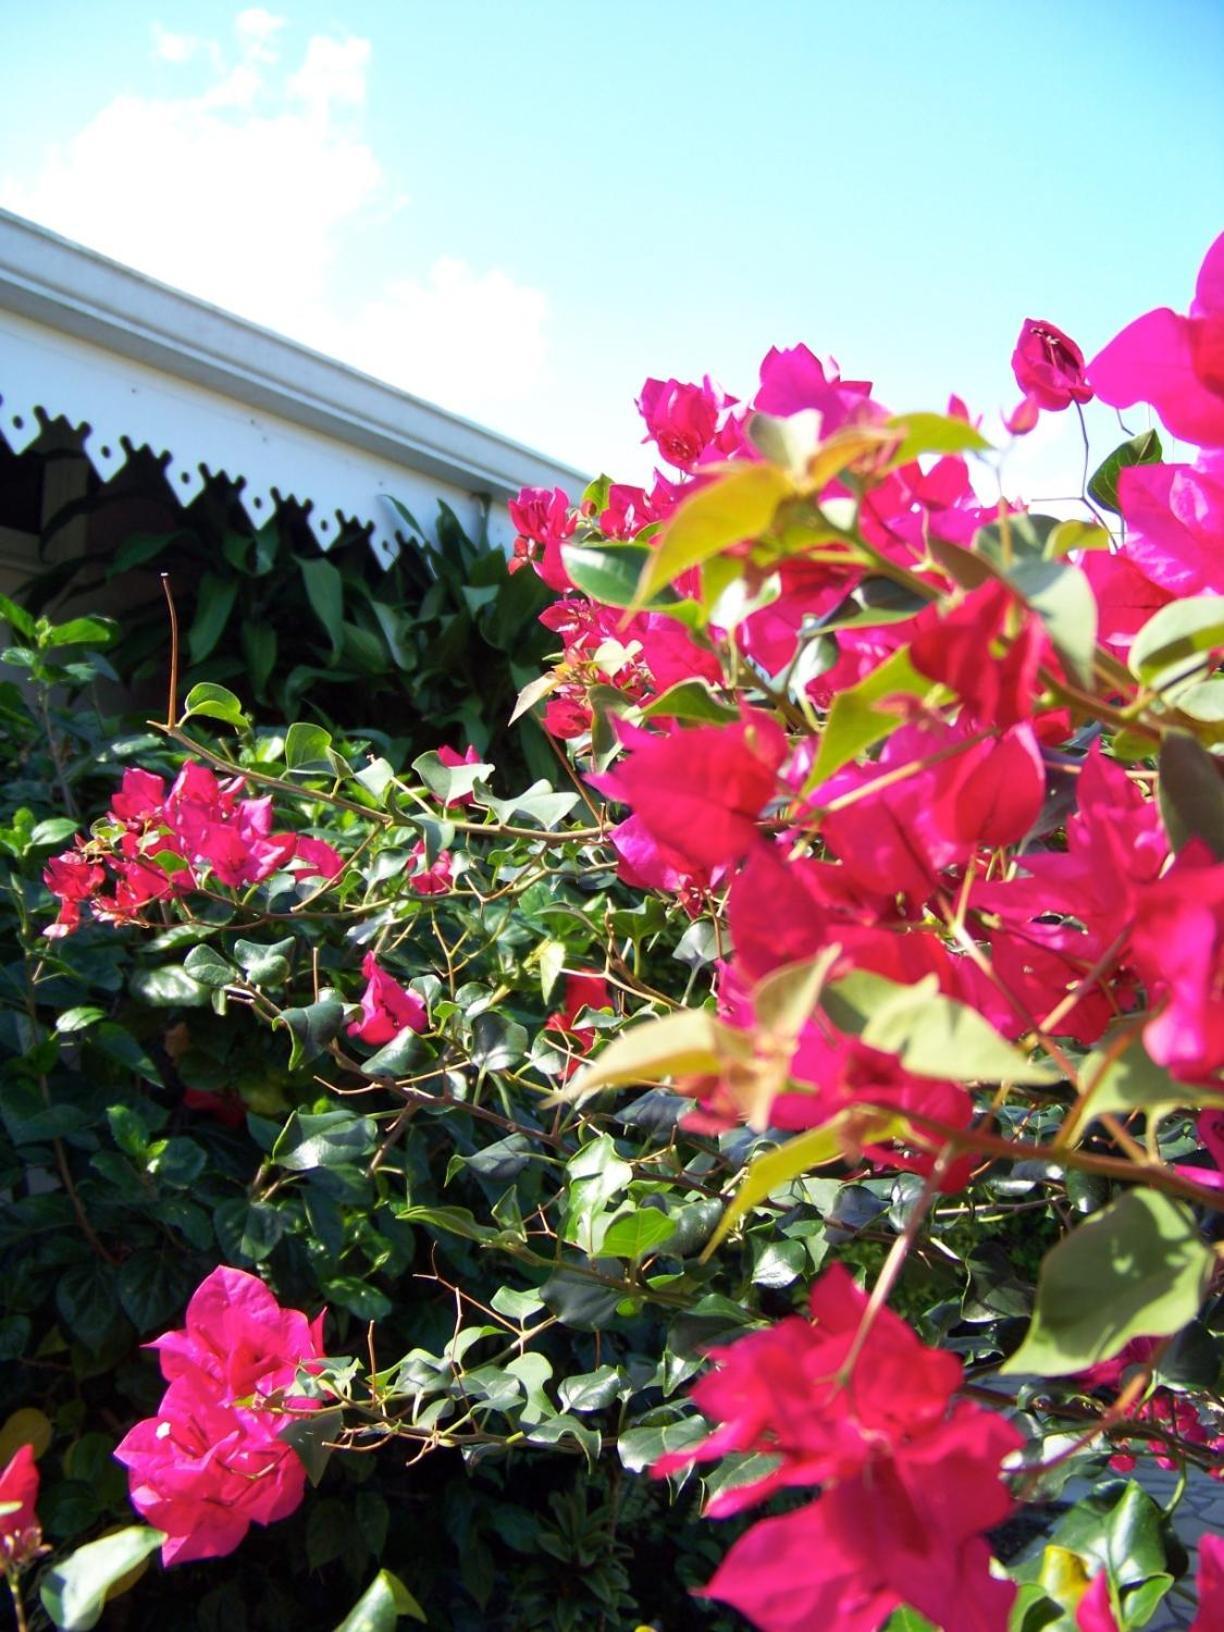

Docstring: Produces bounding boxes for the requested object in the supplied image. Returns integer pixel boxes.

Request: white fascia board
[0,210,588,560]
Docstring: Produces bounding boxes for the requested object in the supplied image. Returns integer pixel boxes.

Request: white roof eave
[0,209,587,561]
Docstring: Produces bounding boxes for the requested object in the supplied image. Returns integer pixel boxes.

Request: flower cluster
[43,763,343,936]
[655,1265,1022,1631]
[114,1267,328,1564]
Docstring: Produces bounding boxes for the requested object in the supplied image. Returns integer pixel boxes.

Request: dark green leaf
[187,574,239,664]
[276,999,347,1067]
[333,1568,427,1630]
[1158,729,1224,859]
[1088,429,1163,515]
[273,1109,378,1171]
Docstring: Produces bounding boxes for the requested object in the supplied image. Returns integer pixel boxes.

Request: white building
[0,208,584,598]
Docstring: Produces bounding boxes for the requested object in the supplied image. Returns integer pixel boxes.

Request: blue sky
[2,1,1222,495]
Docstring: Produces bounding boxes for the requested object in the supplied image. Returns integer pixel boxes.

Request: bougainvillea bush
[4,230,1224,1631]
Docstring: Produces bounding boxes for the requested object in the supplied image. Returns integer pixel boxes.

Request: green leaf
[703,1114,902,1258]
[40,1525,166,1630]
[55,1005,105,1034]
[561,542,677,608]
[1049,520,1112,559]
[1080,1034,1205,1123]
[639,677,738,724]
[1088,429,1163,515]
[273,1109,378,1171]
[361,1028,428,1078]
[412,749,493,804]
[1008,558,1098,688]
[557,1007,749,1105]
[333,1568,426,1630]
[824,970,1058,1084]
[526,1413,601,1471]
[276,999,347,1068]
[187,573,238,663]
[636,462,795,606]
[469,1012,528,1073]
[285,722,336,773]
[1130,596,1224,691]
[213,1198,285,1264]
[181,681,250,732]
[234,936,295,986]
[971,513,1060,571]
[1001,1189,1215,1376]
[56,1261,122,1349]
[600,1208,677,1261]
[395,1204,500,1245]
[883,411,991,464]
[117,1250,195,1332]
[183,944,235,989]
[30,816,81,848]
[540,1260,625,1329]
[0,592,35,638]
[281,1404,345,1486]
[805,646,933,788]
[557,1365,623,1413]
[1158,729,1224,859]
[129,965,209,1007]
[300,556,346,656]
[43,615,118,649]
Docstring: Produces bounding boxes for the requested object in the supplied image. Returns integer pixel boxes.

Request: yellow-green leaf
[883,411,992,465]
[804,646,934,790]
[824,970,1059,1084]
[1000,1189,1214,1377]
[552,1009,749,1106]
[702,1111,905,1259]
[634,463,795,607]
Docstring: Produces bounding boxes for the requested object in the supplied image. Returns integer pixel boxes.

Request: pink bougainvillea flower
[109,767,168,826]
[508,485,577,590]
[1088,231,1224,446]
[0,1442,41,1569]
[1129,841,1224,1082]
[931,723,1046,848]
[42,846,107,937]
[1012,319,1093,411]
[702,1411,1019,1632]
[1192,1534,1224,1631]
[753,343,880,436]
[1115,455,1224,599]
[636,376,730,471]
[291,834,345,879]
[116,1373,309,1565]
[1082,549,1173,657]
[590,714,787,874]
[148,1265,326,1404]
[407,839,454,896]
[1076,1572,1119,1631]
[117,1267,329,1565]
[816,721,974,903]
[911,580,1051,730]
[347,952,428,1045]
[654,1264,964,1509]
[543,971,613,1078]
[662,1273,1023,1632]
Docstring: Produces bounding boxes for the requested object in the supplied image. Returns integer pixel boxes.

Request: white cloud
[318,258,551,419]
[0,12,550,435]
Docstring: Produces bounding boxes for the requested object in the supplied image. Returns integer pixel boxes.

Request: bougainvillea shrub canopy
[2,231,1223,1631]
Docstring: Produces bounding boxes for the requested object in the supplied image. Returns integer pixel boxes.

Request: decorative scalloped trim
[0,310,510,566]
